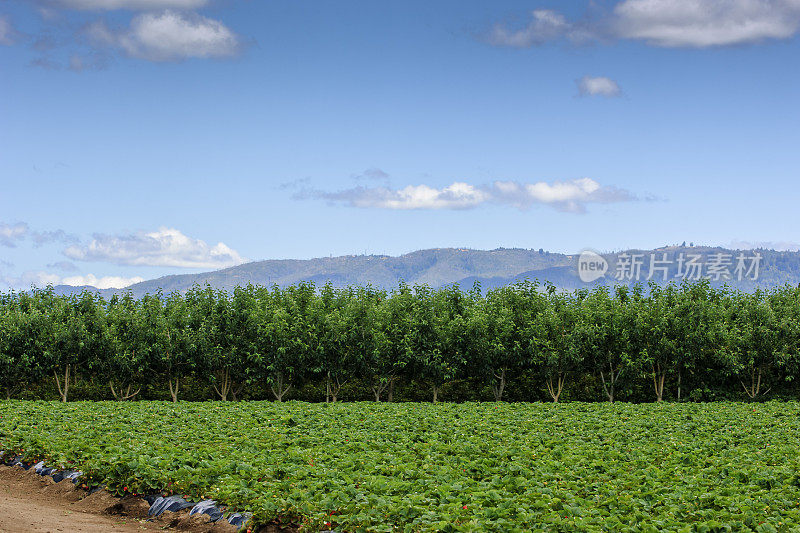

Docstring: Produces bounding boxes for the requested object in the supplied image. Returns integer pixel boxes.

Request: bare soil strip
[0,466,237,533]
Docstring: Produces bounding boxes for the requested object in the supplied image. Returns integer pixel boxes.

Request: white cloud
[0,222,29,247]
[488,9,572,47]
[63,227,247,268]
[487,178,634,213]
[36,6,61,21]
[299,182,488,210]
[47,260,79,272]
[12,271,63,288]
[61,273,145,289]
[68,54,85,70]
[488,1,800,48]
[0,16,18,46]
[577,76,622,97]
[0,221,79,247]
[88,10,241,61]
[614,0,800,47]
[47,0,209,10]
[2,271,144,290]
[299,178,636,213]
[728,240,800,251]
[352,167,391,183]
[32,229,80,246]
[384,182,488,209]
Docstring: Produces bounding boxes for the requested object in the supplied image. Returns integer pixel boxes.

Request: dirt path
[0,466,235,533]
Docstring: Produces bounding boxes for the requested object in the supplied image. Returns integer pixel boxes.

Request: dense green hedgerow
[2,400,800,531]
[3,280,800,404]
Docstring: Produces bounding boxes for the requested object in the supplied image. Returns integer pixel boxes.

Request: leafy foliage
[1,280,800,403]
[3,401,800,531]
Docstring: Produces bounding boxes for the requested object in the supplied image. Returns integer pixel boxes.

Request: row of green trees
[1,280,799,403]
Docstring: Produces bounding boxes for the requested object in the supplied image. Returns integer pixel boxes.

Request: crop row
[2,401,800,531]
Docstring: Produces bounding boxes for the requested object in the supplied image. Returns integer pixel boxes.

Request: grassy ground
[1,400,799,532]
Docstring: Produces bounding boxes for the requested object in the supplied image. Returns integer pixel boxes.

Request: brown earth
[0,465,238,533]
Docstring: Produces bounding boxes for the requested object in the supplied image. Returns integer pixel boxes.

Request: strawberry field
[2,400,800,532]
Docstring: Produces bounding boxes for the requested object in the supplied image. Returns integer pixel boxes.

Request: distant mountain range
[52,246,800,297]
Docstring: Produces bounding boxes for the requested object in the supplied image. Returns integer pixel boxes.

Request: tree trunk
[330,376,345,403]
[740,366,770,399]
[213,369,231,401]
[231,382,244,402]
[599,362,620,403]
[109,382,141,401]
[491,367,507,401]
[546,373,565,403]
[372,383,384,402]
[387,376,396,402]
[432,384,441,403]
[270,372,292,402]
[168,378,180,402]
[325,371,331,403]
[4,383,21,400]
[54,364,70,402]
[677,368,681,401]
[372,375,391,402]
[652,363,666,402]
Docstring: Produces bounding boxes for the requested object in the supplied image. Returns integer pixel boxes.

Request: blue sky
[1,0,799,289]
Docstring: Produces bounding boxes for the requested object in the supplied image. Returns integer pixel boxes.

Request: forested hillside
[50,246,800,297]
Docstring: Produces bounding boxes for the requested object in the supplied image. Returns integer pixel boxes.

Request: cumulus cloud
[613,0,800,47]
[32,229,80,246]
[0,222,29,247]
[728,240,800,251]
[577,76,622,97]
[487,178,635,213]
[279,177,311,190]
[30,56,63,70]
[44,0,209,10]
[488,9,574,47]
[4,270,144,290]
[307,182,490,210]
[353,167,391,183]
[0,222,78,247]
[66,53,107,71]
[0,15,19,45]
[60,273,145,289]
[488,0,800,48]
[63,227,247,268]
[68,54,85,70]
[298,178,636,213]
[87,10,241,61]
[47,260,79,272]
